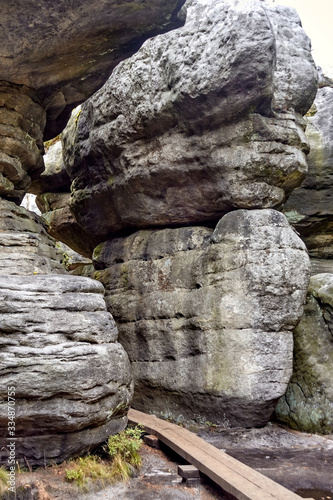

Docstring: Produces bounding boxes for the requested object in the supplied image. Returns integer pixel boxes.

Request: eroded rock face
[284,86,333,259]
[0,199,66,275]
[0,83,46,203]
[275,274,333,434]
[0,275,133,466]
[62,0,317,242]
[93,209,310,426]
[32,129,99,258]
[0,0,185,139]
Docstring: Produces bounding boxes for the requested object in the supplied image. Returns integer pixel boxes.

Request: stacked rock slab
[275,274,333,434]
[94,210,310,426]
[0,198,66,275]
[63,0,317,243]
[0,198,134,465]
[0,275,133,465]
[283,84,333,267]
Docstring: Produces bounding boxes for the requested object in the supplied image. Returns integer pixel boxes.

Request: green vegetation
[0,467,8,495]
[65,425,143,491]
[65,455,112,492]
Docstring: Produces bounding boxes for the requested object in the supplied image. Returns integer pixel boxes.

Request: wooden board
[129,409,305,500]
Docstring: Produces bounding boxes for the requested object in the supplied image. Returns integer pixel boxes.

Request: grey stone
[63,0,317,241]
[0,274,133,466]
[0,83,46,202]
[33,123,100,258]
[31,139,71,194]
[94,209,310,427]
[284,86,333,258]
[0,1,185,139]
[0,198,66,275]
[275,274,333,434]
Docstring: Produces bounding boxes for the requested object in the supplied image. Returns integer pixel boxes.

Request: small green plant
[65,455,113,491]
[65,426,143,490]
[0,466,9,495]
[104,425,143,480]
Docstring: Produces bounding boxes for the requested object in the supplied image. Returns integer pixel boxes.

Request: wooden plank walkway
[129,409,313,500]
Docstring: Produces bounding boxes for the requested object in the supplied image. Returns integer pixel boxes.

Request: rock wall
[62,0,317,243]
[0,275,133,465]
[275,274,333,434]
[94,209,310,426]
[284,86,333,261]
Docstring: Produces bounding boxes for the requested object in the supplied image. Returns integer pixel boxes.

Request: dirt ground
[7,423,333,500]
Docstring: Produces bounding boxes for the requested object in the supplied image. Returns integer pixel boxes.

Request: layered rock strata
[0,0,185,138]
[0,199,66,275]
[275,274,333,434]
[284,86,333,260]
[94,209,310,427]
[62,0,317,243]
[0,82,46,203]
[0,275,133,466]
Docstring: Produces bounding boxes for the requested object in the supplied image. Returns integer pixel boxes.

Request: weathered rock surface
[32,126,99,257]
[0,199,66,275]
[0,0,185,139]
[62,0,317,241]
[275,274,333,434]
[0,83,46,202]
[94,209,310,427]
[0,275,133,466]
[284,86,333,258]
[31,139,71,195]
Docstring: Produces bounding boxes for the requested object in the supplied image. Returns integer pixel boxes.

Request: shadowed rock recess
[283,85,333,261]
[94,210,310,426]
[275,274,333,434]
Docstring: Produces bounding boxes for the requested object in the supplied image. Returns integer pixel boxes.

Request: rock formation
[33,134,98,257]
[283,85,333,264]
[0,83,46,204]
[275,274,333,434]
[62,0,317,243]
[93,209,310,426]
[0,275,133,466]
[0,199,66,275]
[0,0,185,139]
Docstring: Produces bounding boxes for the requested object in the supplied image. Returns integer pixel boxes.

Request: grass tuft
[65,425,143,490]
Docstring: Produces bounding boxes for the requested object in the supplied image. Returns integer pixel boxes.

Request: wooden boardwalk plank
[128,409,304,500]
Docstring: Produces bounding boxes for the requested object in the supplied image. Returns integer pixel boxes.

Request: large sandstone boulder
[275,274,333,434]
[0,0,185,139]
[62,0,317,242]
[284,86,333,260]
[0,275,133,466]
[0,199,66,275]
[93,209,310,427]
